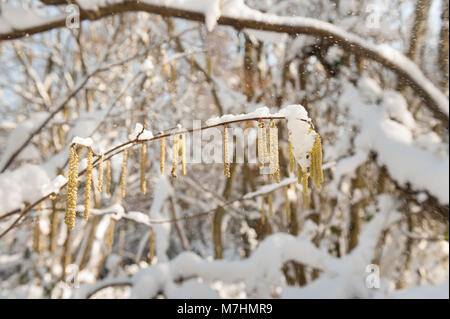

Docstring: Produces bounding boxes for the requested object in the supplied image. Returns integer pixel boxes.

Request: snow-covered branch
[0,0,447,125]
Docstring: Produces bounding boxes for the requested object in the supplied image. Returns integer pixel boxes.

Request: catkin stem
[121,149,128,199]
[84,148,93,220]
[65,146,79,230]
[140,143,147,195]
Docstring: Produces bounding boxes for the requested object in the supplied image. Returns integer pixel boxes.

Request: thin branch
[0,52,146,173]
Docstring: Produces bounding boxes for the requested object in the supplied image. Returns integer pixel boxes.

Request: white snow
[71,136,94,147]
[337,78,449,205]
[128,123,154,140]
[149,176,173,263]
[0,164,50,214]
[40,175,68,197]
[281,105,316,169]
[0,113,47,170]
[205,106,272,126]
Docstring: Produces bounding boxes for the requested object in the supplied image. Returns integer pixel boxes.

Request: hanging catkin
[140,143,147,195]
[160,134,165,175]
[257,120,266,169]
[171,62,177,84]
[268,193,273,217]
[106,218,115,253]
[311,134,324,189]
[32,216,40,254]
[298,164,303,184]
[284,186,291,223]
[148,228,155,264]
[65,146,79,230]
[302,168,309,210]
[121,149,128,198]
[170,63,177,94]
[97,155,104,192]
[260,196,266,225]
[289,140,295,174]
[106,159,111,196]
[206,54,212,75]
[49,199,59,254]
[162,50,170,76]
[223,126,231,178]
[84,148,93,220]
[269,121,280,183]
[181,133,187,175]
[171,134,179,178]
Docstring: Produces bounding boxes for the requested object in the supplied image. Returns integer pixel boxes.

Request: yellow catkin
[206,54,212,75]
[267,121,275,181]
[181,133,187,176]
[171,134,179,178]
[284,186,291,223]
[311,133,324,190]
[97,155,104,192]
[62,228,71,278]
[316,134,324,184]
[298,163,303,184]
[190,54,195,71]
[171,62,177,84]
[149,228,155,264]
[302,168,309,210]
[257,120,265,169]
[49,199,59,254]
[160,133,166,174]
[84,148,93,220]
[32,216,40,254]
[162,50,170,76]
[260,196,266,225]
[121,149,128,198]
[269,121,280,183]
[224,126,231,178]
[140,143,147,195]
[65,146,79,230]
[106,159,111,196]
[310,149,316,185]
[268,193,273,217]
[262,122,268,160]
[106,218,115,253]
[289,140,295,174]
[58,124,65,147]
